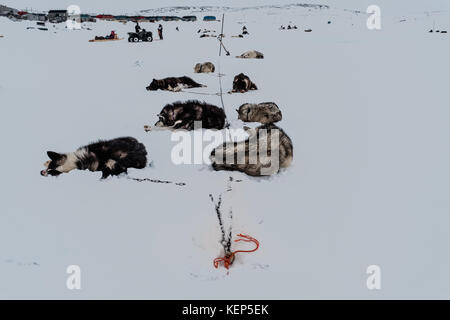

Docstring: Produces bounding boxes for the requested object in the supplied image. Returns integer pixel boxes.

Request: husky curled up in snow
[236,50,264,59]
[151,100,226,131]
[194,62,215,73]
[210,124,293,176]
[237,102,282,124]
[41,137,147,179]
[231,73,258,93]
[146,76,206,92]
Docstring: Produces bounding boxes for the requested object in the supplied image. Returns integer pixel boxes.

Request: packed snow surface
[0,2,449,298]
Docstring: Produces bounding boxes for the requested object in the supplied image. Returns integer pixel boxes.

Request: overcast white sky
[2,0,449,15]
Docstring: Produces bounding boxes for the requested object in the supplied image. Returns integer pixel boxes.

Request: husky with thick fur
[232,73,258,93]
[146,76,206,92]
[236,50,264,59]
[194,62,215,73]
[153,100,226,130]
[237,102,282,124]
[41,137,147,179]
[210,124,293,176]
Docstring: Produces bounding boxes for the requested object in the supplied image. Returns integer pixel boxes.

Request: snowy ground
[1,3,450,299]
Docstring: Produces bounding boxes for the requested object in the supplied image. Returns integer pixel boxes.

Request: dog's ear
[47,151,62,161]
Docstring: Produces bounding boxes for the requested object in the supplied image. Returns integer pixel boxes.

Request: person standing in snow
[158,24,163,40]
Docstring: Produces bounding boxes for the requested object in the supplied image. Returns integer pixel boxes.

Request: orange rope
[213,234,259,269]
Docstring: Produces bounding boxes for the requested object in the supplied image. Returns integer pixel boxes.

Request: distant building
[96,14,114,20]
[17,11,28,18]
[80,14,96,23]
[203,16,217,22]
[162,16,181,21]
[129,15,145,21]
[48,10,67,23]
[0,4,18,16]
[113,15,129,21]
[145,16,158,22]
[24,12,47,22]
[182,16,197,22]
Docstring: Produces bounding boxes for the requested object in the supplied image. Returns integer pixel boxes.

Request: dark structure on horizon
[47,10,67,23]
[1,5,198,24]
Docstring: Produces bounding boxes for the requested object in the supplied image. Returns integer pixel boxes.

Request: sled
[88,37,123,43]
[129,39,161,43]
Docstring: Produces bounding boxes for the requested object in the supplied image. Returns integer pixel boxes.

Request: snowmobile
[128,30,153,42]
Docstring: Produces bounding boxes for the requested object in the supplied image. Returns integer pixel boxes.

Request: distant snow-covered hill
[139,3,330,15]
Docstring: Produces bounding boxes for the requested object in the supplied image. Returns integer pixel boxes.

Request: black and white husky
[146,100,226,131]
[146,76,206,92]
[41,137,148,179]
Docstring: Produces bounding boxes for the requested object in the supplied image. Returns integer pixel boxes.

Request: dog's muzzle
[154,120,164,127]
[41,169,61,177]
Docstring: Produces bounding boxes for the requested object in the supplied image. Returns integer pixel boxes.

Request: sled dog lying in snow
[199,34,217,38]
[231,73,258,93]
[194,62,215,73]
[146,76,206,92]
[41,137,147,179]
[236,50,264,59]
[147,100,226,131]
[237,102,282,124]
[210,124,293,176]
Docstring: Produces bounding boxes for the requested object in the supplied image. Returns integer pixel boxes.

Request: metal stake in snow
[218,14,230,57]
[209,194,232,256]
[217,13,230,128]
[210,179,260,270]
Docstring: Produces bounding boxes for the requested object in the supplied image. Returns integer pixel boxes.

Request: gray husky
[194,62,215,73]
[237,102,282,124]
[236,50,264,59]
[210,124,293,176]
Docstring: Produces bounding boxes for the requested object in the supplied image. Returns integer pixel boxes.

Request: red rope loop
[213,234,259,269]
